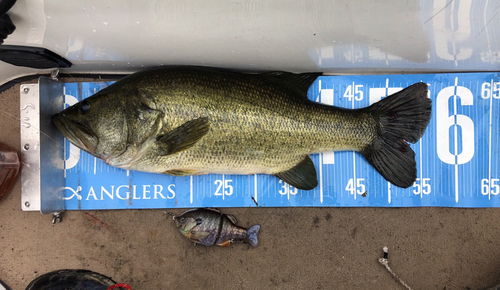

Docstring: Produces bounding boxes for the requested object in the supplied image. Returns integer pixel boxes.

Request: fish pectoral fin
[190,231,211,242]
[217,240,232,247]
[156,117,210,155]
[274,155,318,190]
[164,169,199,176]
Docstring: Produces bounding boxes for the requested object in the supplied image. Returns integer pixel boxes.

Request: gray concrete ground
[1,80,500,289]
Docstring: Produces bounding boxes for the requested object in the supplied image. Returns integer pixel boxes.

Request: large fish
[171,208,260,247]
[52,66,432,190]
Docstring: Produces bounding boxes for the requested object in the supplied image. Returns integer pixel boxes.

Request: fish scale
[134,68,374,172]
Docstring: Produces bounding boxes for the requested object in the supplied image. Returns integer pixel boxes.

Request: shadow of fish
[52,66,432,190]
[172,208,260,247]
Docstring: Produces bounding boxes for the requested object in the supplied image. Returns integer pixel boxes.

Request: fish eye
[79,100,91,115]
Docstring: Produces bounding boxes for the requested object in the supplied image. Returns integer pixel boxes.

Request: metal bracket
[20,77,65,214]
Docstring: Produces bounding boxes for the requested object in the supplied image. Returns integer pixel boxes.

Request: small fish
[171,208,260,247]
[52,66,432,190]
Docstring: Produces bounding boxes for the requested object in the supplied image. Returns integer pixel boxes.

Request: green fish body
[173,208,260,247]
[52,66,432,189]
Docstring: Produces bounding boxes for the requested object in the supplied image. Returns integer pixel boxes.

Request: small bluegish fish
[171,208,260,247]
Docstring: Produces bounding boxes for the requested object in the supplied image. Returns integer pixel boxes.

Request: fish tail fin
[361,82,431,188]
[246,225,261,247]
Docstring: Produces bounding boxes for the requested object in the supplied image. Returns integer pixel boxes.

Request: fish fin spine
[362,82,431,188]
[205,208,221,214]
[226,214,238,224]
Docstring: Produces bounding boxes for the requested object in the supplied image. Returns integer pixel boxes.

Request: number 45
[343,84,364,101]
[345,178,365,195]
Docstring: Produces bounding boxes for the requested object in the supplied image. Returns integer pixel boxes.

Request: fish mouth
[52,113,98,154]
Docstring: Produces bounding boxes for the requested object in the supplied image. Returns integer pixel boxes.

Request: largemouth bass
[52,66,432,190]
[171,208,260,247]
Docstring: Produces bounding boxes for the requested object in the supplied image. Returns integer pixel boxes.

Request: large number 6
[436,85,474,165]
[64,95,81,170]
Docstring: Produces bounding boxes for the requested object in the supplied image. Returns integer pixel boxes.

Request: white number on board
[343,84,364,101]
[279,180,298,199]
[481,81,500,100]
[481,179,500,196]
[436,84,474,165]
[345,178,365,196]
[214,178,233,199]
[413,178,431,195]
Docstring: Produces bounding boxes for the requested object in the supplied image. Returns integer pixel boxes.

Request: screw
[23,87,29,94]
[52,211,63,224]
[24,143,29,150]
[25,201,30,207]
[51,69,60,80]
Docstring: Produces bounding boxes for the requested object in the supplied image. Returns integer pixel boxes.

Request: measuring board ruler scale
[55,72,499,210]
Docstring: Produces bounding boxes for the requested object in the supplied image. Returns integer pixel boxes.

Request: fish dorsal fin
[260,72,322,96]
[226,214,238,224]
[206,208,221,214]
[156,117,210,156]
[274,155,318,190]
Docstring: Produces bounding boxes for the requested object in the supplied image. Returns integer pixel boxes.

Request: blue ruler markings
[59,72,500,209]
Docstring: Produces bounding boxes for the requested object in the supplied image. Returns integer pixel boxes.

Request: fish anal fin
[156,117,210,156]
[274,155,318,190]
[217,240,231,247]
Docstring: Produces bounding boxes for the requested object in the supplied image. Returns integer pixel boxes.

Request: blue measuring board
[60,72,500,209]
